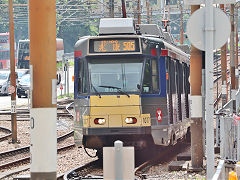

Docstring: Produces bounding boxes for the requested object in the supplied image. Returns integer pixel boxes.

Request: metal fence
[213,90,240,178]
[212,160,225,180]
[220,116,240,161]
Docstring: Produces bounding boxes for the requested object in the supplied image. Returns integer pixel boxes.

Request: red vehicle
[0,33,10,69]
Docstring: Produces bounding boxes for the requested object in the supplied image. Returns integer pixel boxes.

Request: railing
[213,90,240,179]
[212,160,225,180]
[220,116,240,161]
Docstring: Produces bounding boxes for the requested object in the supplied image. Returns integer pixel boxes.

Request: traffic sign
[8,85,15,94]
[184,0,235,5]
[156,108,163,122]
[186,7,230,51]
[60,83,63,90]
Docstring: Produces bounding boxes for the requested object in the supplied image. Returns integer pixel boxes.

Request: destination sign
[89,38,140,54]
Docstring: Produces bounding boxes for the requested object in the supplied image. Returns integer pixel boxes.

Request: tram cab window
[142,58,159,93]
[88,58,143,93]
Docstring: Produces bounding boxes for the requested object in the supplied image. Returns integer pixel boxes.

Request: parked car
[16,69,29,79]
[0,70,10,95]
[17,73,30,98]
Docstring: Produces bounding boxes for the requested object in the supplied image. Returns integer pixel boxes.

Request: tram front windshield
[88,58,143,93]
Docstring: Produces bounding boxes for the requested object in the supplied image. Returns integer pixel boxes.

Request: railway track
[61,140,190,180]
[0,131,74,170]
[0,126,11,142]
[0,131,74,179]
[0,108,73,119]
[0,99,74,120]
[0,143,76,179]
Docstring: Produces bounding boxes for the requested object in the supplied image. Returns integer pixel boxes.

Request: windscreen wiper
[99,85,130,98]
[92,84,101,98]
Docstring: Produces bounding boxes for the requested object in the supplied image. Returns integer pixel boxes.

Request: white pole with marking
[205,0,215,178]
[185,0,233,178]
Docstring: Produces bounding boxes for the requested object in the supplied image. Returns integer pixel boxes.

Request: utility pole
[121,0,127,18]
[230,4,236,112]
[179,0,184,45]
[147,0,150,24]
[137,0,141,24]
[220,4,228,106]
[29,0,57,179]
[8,0,17,143]
[109,0,114,18]
[189,4,203,171]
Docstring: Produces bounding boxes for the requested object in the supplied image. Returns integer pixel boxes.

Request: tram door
[167,58,177,124]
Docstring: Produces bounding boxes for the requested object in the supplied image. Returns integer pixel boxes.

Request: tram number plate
[142,116,150,124]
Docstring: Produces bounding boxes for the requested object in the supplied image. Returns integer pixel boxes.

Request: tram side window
[169,60,176,94]
[78,61,87,94]
[142,58,159,93]
[166,58,170,93]
[177,62,183,94]
[186,66,190,94]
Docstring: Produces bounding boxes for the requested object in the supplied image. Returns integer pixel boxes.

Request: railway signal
[185,0,235,179]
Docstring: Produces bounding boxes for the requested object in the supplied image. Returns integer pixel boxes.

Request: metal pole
[137,0,141,24]
[114,141,123,180]
[190,5,203,170]
[109,0,114,18]
[205,0,215,178]
[27,0,29,39]
[28,90,30,111]
[147,0,150,24]
[220,5,228,106]
[230,4,236,112]
[29,0,57,179]
[151,7,153,24]
[202,52,206,155]
[235,6,239,89]
[64,59,67,95]
[9,0,17,143]
[67,61,69,97]
[121,0,127,18]
[179,0,184,45]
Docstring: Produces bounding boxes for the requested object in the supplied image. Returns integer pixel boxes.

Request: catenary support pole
[235,6,239,89]
[230,4,236,112]
[137,0,141,24]
[147,0,150,24]
[190,4,203,171]
[9,0,17,143]
[121,0,127,18]
[109,0,114,18]
[220,4,228,106]
[205,0,215,178]
[29,0,57,179]
[179,0,184,45]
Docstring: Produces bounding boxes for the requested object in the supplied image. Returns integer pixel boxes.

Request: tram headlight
[94,118,106,125]
[125,117,137,124]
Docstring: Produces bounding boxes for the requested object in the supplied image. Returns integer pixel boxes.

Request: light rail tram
[73,18,191,156]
